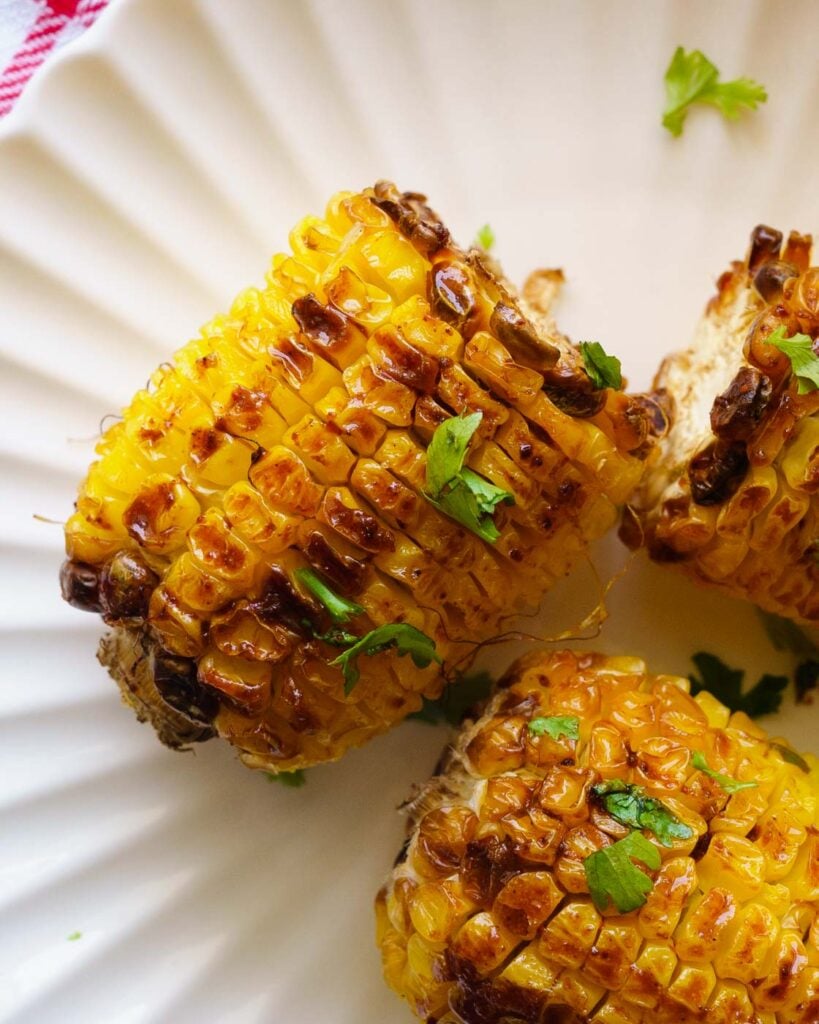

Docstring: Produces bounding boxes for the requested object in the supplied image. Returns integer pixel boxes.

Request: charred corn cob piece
[377,649,819,1023]
[60,183,659,773]
[628,225,819,624]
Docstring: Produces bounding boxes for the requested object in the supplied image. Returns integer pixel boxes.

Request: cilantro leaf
[769,742,810,774]
[692,751,757,794]
[757,610,819,706]
[430,475,514,544]
[592,781,694,847]
[426,411,482,495]
[294,567,364,624]
[705,78,769,119]
[528,715,580,741]
[266,769,307,788]
[67,932,82,942]
[767,326,819,394]
[473,224,495,252]
[758,609,819,660]
[409,671,494,726]
[662,46,767,137]
[425,412,514,543]
[689,651,787,718]
[662,47,720,136]
[727,673,786,717]
[578,341,622,390]
[796,659,819,704]
[584,832,661,913]
[310,627,359,648]
[460,469,512,518]
[331,623,441,695]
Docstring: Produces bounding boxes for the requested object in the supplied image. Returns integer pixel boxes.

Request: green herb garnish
[425,411,514,543]
[473,224,495,252]
[331,623,441,695]
[311,627,359,648]
[769,742,810,774]
[266,769,307,788]
[592,780,694,847]
[67,932,82,942]
[409,671,494,726]
[689,651,787,718]
[662,47,767,137]
[759,610,819,660]
[758,609,819,705]
[295,572,441,697]
[528,715,580,741]
[584,832,661,913]
[796,659,819,703]
[766,326,819,394]
[578,341,622,390]
[692,751,757,794]
[294,567,364,624]
[426,411,481,494]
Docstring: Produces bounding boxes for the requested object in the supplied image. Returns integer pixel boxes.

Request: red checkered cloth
[0,0,109,117]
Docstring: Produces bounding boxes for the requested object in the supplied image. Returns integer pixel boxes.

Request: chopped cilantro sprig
[473,224,495,251]
[331,623,441,695]
[266,769,307,788]
[292,572,440,697]
[692,752,757,794]
[592,781,693,847]
[795,659,819,704]
[662,47,767,137]
[528,715,580,741]
[758,609,819,705]
[766,326,819,394]
[759,610,819,660]
[425,411,514,543]
[409,671,494,726]
[770,743,810,774]
[584,832,661,913]
[315,620,440,696]
[579,341,622,390]
[294,567,364,624]
[689,651,787,718]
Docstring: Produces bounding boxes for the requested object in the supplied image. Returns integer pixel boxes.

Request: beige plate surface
[0,1,817,1020]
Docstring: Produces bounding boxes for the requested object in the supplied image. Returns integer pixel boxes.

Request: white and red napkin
[0,0,109,117]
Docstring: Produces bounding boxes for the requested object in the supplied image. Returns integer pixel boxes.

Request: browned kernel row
[62,184,659,772]
[377,650,819,1023]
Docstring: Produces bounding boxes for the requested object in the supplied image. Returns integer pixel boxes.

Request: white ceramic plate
[1,1,818,1021]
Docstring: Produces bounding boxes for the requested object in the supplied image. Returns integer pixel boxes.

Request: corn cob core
[376,650,819,1024]
[60,183,657,772]
[628,226,819,624]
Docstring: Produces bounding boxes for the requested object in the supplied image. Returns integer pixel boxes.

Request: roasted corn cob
[60,183,659,772]
[628,225,819,624]
[377,649,819,1023]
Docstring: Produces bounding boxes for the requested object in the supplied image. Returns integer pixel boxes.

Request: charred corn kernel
[498,946,561,994]
[450,912,517,974]
[552,969,606,1015]
[621,942,677,1008]
[630,224,819,624]
[376,650,819,1023]
[62,183,657,772]
[539,900,602,968]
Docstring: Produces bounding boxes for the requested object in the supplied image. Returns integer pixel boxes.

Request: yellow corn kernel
[450,912,517,975]
[632,226,819,625]
[538,900,602,968]
[377,650,819,1023]
[63,186,657,776]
